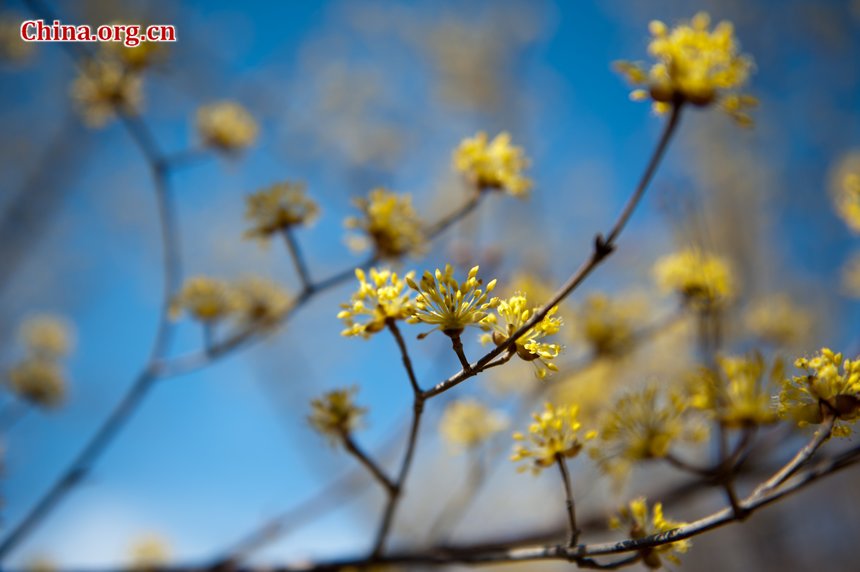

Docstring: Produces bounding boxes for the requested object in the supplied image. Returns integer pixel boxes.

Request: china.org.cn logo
[20,19,176,47]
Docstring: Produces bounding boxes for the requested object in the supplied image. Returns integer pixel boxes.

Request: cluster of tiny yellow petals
[70,58,143,127]
[744,294,812,347]
[453,131,532,197]
[5,315,75,409]
[129,534,171,571]
[690,354,779,427]
[831,151,860,234]
[591,385,706,480]
[576,292,646,357]
[511,402,596,474]
[780,348,860,438]
[609,498,690,568]
[480,293,563,379]
[653,248,735,310]
[243,182,320,242]
[345,188,426,258]
[439,399,508,450]
[338,268,415,338]
[308,387,366,444]
[170,275,291,327]
[615,12,756,125]
[19,315,74,359]
[196,101,258,152]
[100,23,166,71]
[232,276,293,328]
[407,265,498,337]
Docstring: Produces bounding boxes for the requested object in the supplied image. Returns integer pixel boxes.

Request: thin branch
[556,455,579,547]
[388,321,422,395]
[342,434,397,493]
[282,228,314,293]
[449,333,472,372]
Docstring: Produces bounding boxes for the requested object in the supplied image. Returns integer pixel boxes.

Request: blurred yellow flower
[653,248,735,310]
[0,15,36,63]
[129,534,171,571]
[169,276,240,323]
[511,402,596,474]
[615,12,756,125]
[407,265,498,338]
[243,182,320,242]
[19,315,74,359]
[439,399,508,450]
[101,24,166,70]
[780,348,860,437]
[338,268,415,338]
[196,101,258,152]
[609,497,690,568]
[70,58,143,127]
[233,276,292,328]
[480,293,563,379]
[7,359,66,408]
[453,131,532,197]
[842,252,860,298]
[309,387,366,443]
[576,292,647,357]
[830,150,860,234]
[690,354,779,427]
[744,294,812,347]
[345,188,426,258]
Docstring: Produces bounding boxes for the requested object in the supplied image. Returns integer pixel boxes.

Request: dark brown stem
[449,333,472,372]
[556,454,579,547]
[388,321,422,395]
[342,434,397,493]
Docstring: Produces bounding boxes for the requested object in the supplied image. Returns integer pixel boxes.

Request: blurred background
[1,0,859,570]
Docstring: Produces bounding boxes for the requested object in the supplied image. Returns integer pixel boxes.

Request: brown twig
[556,455,580,547]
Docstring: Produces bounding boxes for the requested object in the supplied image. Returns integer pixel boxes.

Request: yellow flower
[690,354,779,427]
[744,294,812,347]
[100,23,166,70]
[129,534,171,571]
[169,276,240,323]
[440,399,508,450]
[842,252,860,298]
[576,292,647,357]
[196,101,258,152]
[830,150,860,234]
[0,14,36,63]
[511,402,596,474]
[345,188,425,258]
[780,348,860,438]
[233,276,292,328]
[615,12,755,125]
[243,182,320,242]
[453,131,532,197]
[7,359,66,408]
[19,315,74,359]
[309,387,366,443]
[70,58,143,127]
[407,265,498,338]
[337,268,415,338]
[653,248,735,310]
[609,497,690,568]
[591,385,706,479]
[480,293,563,379]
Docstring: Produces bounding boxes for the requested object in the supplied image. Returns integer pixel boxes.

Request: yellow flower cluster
[609,497,690,569]
[70,58,143,127]
[439,399,508,450]
[308,387,366,443]
[511,402,596,474]
[690,354,779,428]
[831,151,860,234]
[407,265,498,338]
[480,293,563,379]
[129,533,171,572]
[338,268,415,338]
[653,248,735,310]
[744,294,812,347]
[615,12,756,125]
[576,292,646,357]
[345,188,426,258]
[6,315,75,409]
[243,182,320,243]
[196,101,259,152]
[453,131,532,197]
[780,348,860,438]
[170,275,291,328]
[101,23,166,71]
[591,385,706,479]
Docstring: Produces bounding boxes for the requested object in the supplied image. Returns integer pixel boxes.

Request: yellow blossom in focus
[338,268,415,338]
[576,292,647,357]
[653,248,734,310]
[690,354,779,427]
[842,252,860,298]
[19,315,74,359]
[196,101,258,152]
[345,188,425,258]
[609,497,690,568]
[440,399,508,450]
[407,265,498,338]
[70,58,143,127]
[615,12,756,125]
[233,276,292,328]
[243,182,320,242]
[480,293,563,379]
[453,131,532,197]
[169,276,240,323]
[129,534,171,571]
[309,387,366,443]
[780,348,860,438]
[830,150,860,234]
[590,385,706,480]
[7,359,66,408]
[744,294,812,347]
[511,402,596,474]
